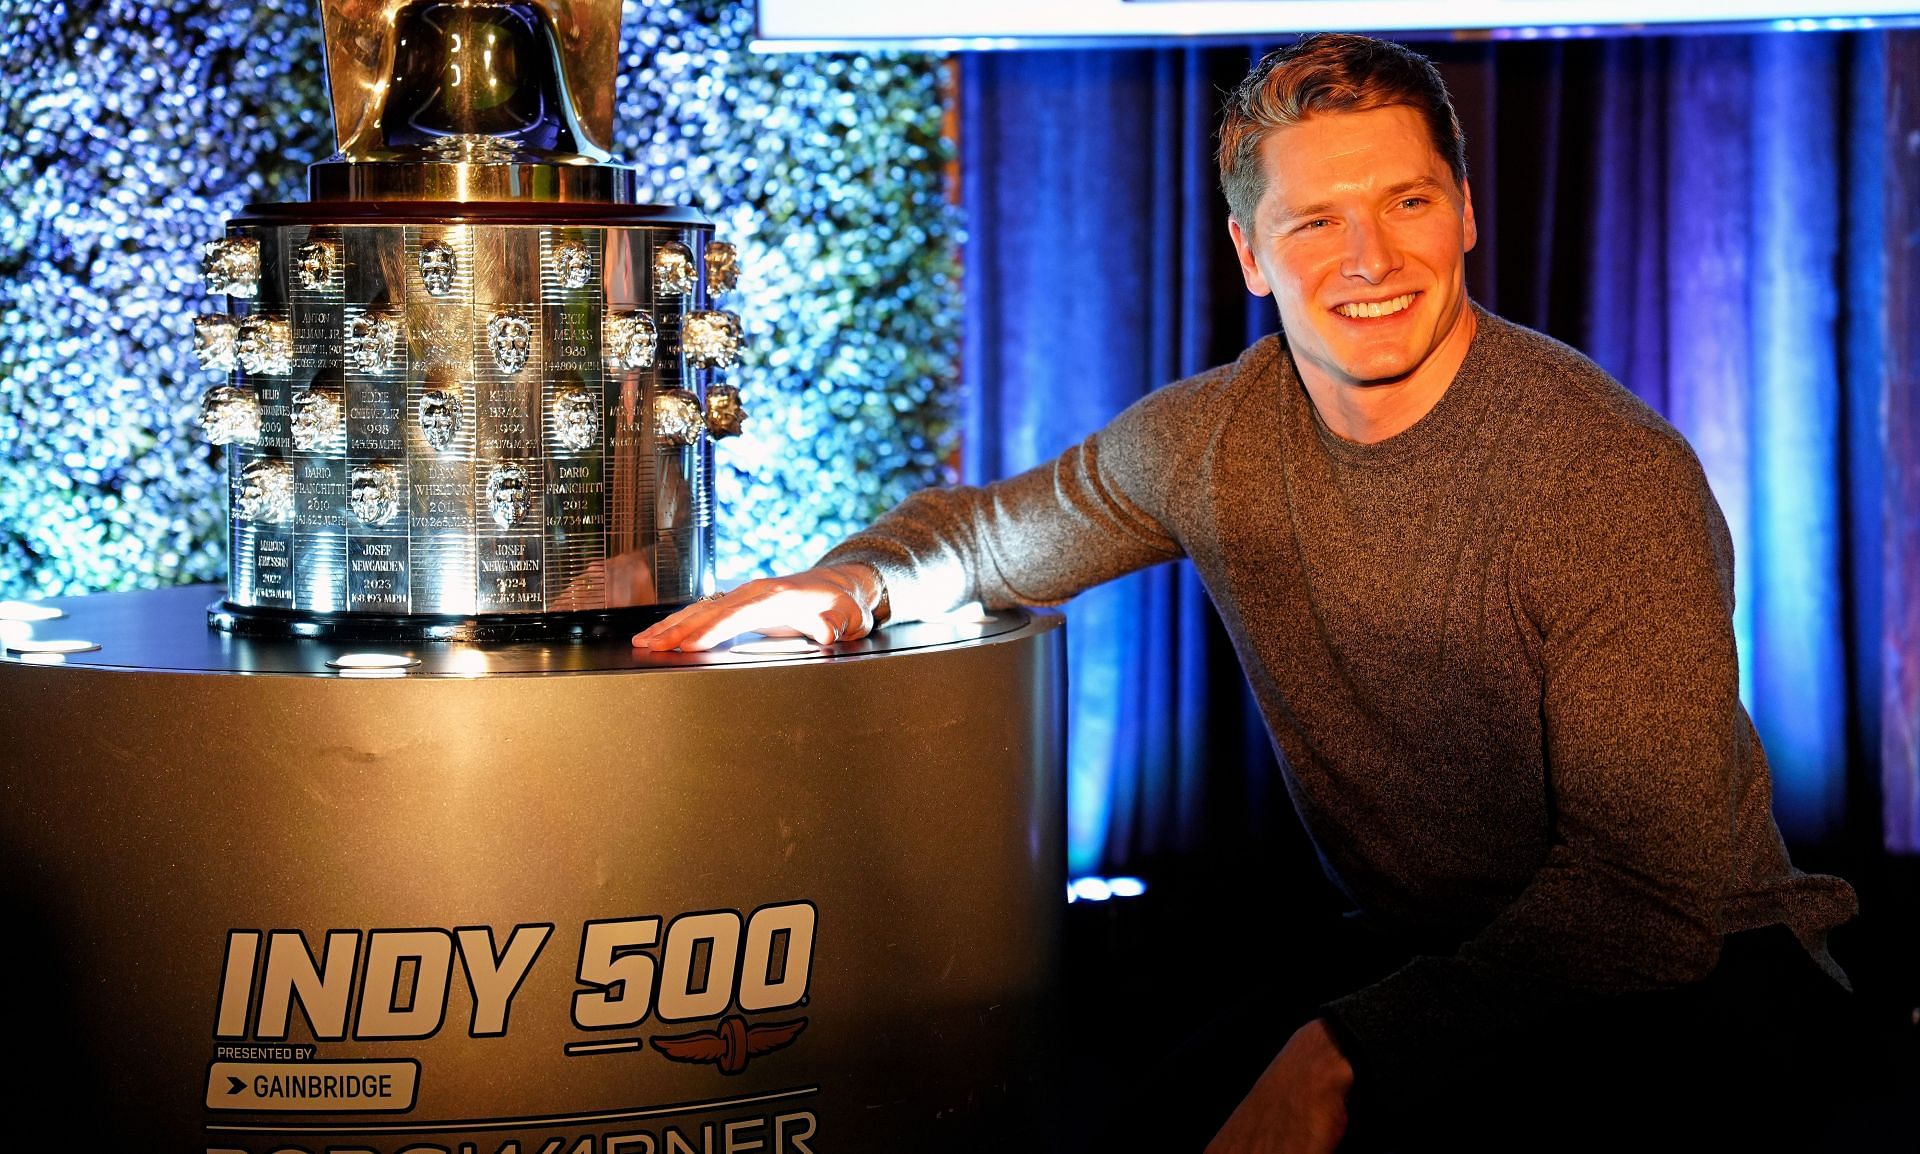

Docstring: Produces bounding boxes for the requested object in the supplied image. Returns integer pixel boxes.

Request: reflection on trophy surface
[198,0,743,638]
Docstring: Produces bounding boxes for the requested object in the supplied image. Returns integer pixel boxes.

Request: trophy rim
[231,200,716,227]
[209,598,690,642]
[305,158,647,206]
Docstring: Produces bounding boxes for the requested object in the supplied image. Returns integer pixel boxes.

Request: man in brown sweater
[639,34,1863,1153]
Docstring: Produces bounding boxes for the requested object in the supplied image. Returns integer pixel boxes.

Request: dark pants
[1087,920,1892,1153]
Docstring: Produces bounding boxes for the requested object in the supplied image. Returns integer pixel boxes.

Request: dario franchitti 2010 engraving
[195,0,751,639]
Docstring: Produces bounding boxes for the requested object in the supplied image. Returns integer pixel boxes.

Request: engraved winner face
[488,313,533,375]
[418,388,460,452]
[349,462,400,527]
[486,464,529,530]
[419,240,458,297]
[551,386,599,452]
[290,388,343,452]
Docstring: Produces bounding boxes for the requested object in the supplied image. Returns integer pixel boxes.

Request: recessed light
[0,601,63,622]
[6,638,99,655]
[326,652,421,671]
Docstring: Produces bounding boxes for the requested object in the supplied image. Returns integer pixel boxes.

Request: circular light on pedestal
[1069,877,1113,903]
[6,638,100,655]
[0,601,64,622]
[325,652,420,671]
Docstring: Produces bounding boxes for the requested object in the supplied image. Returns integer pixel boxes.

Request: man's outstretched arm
[635,368,1226,652]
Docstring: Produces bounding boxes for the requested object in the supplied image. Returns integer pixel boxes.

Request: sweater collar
[1284,301,1503,468]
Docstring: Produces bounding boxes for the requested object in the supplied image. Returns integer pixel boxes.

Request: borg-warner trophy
[195,0,745,639]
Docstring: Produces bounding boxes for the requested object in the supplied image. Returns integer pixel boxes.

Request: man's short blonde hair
[1218,34,1468,233]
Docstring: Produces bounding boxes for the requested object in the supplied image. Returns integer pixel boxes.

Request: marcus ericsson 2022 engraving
[204,901,820,1154]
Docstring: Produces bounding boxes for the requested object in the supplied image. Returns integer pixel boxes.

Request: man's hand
[633,563,885,652]
[1205,1019,1354,1154]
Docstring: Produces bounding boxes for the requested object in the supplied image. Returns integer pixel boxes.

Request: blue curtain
[961,50,1283,875]
[960,31,1902,871]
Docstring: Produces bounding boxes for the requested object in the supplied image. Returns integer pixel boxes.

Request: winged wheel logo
[650,1014,808,1075]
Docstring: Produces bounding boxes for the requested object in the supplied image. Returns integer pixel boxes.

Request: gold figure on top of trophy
[314,1,627,201]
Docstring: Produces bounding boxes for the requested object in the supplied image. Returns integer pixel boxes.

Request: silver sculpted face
[418,239,458,297]
[199,385,261,446]
[605,310,657,371]
[485,463,530,529]
[290,388,344,451]
[294,241,339,292]
[235,315,292,376]
[654,387,705,447]
[237,458,295,523]
[203,237,260,297]
[704,241,739,295]
[346,311,402,374]
[488,313,533,375]
[348,461,401,526]
[652,241,694,297]
[552,386,600,451]
[682,310,741,369]
[418,387,461,452]
[193,314,238,371]
[552,239,593,289]
[705,384,746,439]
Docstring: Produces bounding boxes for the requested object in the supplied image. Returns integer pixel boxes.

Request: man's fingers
[634,596,741,651]
[635,579,870,653]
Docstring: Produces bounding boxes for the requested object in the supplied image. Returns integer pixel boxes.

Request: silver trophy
[199,0,745,638]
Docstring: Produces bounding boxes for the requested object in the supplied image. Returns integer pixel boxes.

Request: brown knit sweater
[821,306,1858,1092]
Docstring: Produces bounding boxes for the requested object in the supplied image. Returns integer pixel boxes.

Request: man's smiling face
[1228,104,1477,395]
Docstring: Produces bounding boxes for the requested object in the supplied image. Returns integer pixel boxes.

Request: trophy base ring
[208,598,683,642]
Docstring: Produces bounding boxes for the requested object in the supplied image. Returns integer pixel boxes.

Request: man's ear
[1227,217,1273,298]
[1460,179,1478,255]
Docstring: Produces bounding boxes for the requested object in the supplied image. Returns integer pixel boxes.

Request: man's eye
[1296,219,1332,233]
[1399,197,1428,210]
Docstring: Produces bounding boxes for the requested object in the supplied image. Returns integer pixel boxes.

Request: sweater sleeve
[816,373,1218,623]
[1321,424,1744,1101]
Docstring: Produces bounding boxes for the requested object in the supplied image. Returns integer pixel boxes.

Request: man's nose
[1341,219,1400,283]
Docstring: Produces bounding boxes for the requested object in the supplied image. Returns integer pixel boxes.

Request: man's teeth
[1335,293,1416,319]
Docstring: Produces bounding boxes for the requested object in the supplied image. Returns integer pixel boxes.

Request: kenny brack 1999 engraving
[195,0,748,640]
